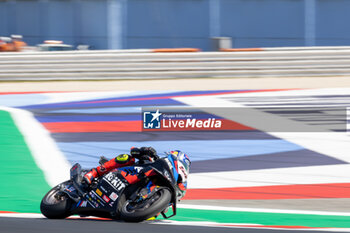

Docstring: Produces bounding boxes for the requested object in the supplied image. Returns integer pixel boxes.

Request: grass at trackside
[0,110,51,213]
[170,208,350,228]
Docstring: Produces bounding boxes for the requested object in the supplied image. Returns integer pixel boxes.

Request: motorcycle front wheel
[120,188,171,222]
[40,182,72,219]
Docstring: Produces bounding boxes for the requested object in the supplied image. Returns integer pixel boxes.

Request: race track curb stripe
[0,107,71,187]
[169,208,350,228]
[0,110,51,213]
[177,204,350,216]
[184,183,350,200]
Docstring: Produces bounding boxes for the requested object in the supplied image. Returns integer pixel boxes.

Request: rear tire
[40,183,72,219]
[120,188,171,222]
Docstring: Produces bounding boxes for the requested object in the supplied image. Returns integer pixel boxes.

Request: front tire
[40,183,72,219]
[120,188,171,222]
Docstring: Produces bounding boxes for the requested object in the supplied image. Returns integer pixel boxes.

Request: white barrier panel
[1,47,350,80]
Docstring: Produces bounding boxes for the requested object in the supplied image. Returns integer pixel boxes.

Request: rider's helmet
[169,150,191,183]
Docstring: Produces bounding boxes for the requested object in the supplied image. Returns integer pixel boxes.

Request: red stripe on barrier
[184,183,350,200]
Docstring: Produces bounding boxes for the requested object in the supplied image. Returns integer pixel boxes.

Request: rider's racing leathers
[83,147,188,200]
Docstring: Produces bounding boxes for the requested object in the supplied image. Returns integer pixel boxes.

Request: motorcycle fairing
[65,159,178,218]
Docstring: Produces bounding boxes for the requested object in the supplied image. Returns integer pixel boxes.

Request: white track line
[151,220,258,229]
[3,205,350,219]
[0,213,44,218]
[188,164,350,188]
[178,204,350,216]
[0,107,71,187]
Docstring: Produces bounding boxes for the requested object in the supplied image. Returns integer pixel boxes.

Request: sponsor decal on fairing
[102,195,110,203]
[109,192,118,201]
[103,172,126,191]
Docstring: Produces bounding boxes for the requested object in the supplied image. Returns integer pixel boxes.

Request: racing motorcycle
[40,155,178,222]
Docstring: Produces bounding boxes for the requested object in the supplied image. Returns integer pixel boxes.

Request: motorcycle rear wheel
[40,183,72,219]
[120,188,171,222]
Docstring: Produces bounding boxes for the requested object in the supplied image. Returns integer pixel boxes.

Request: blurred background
[0,0,349,50]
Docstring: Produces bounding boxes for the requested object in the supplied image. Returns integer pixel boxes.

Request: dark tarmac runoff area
[0,217,342,233]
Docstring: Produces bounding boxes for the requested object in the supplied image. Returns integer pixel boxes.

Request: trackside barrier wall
[1,46,350,80]
[2,0,350,50]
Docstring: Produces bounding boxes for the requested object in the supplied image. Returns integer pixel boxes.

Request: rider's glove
[142,147,159,161]
[130,147,142,159]
[131,146,159,161]
[83,169,98,185]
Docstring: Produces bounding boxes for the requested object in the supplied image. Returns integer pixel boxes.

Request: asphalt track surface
[0,217,339,233]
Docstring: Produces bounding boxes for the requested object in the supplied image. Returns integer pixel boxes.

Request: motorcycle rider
[83,147,190,200]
